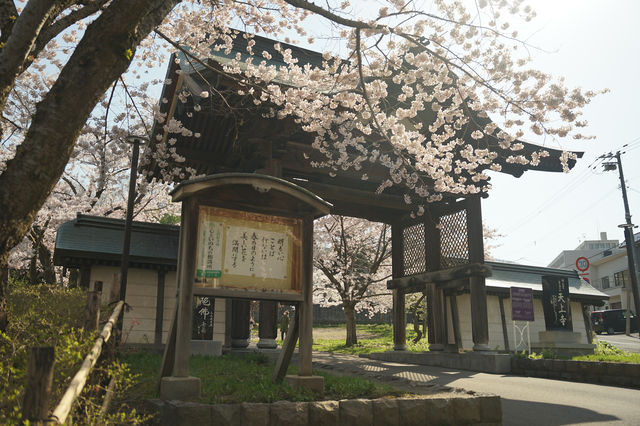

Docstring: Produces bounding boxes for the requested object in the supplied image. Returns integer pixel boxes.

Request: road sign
[576,256,590,272]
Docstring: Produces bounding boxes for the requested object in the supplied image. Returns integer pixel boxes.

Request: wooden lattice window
[439,209,469,269]
[402,223,425,276]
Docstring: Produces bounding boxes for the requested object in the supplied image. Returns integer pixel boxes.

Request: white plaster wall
[122,268,159,345]
[455,294,588,351]
[89,266,225,345]
[590,255,629,309]
[213,298,226,340]
[163,271,177,344]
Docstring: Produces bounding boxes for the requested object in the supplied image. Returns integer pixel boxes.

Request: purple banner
[511,287,534,322]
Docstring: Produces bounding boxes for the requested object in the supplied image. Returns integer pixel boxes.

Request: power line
[504,188,618,262]
[502,162,600,235]
[499,136,640,235]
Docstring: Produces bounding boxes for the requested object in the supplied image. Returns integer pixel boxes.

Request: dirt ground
[311,326,379,340]
[250,325,382,341]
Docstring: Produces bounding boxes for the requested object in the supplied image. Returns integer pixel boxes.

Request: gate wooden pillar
[257,301,278,348]
[426,283,445,350]
[231,299,251,348]
[467,196,490,351]
[425,211,446,350]
[391,223,406,350]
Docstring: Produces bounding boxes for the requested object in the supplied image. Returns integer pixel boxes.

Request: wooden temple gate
[147,32,579,358]
[389,196,492,352]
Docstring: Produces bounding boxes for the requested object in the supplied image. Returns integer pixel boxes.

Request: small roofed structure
[145,31,586,359]
[54,214,179,271]
[53,214,191,349]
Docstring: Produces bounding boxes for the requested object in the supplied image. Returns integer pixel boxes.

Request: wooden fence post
[22,346,55,423]
[85,290,100,331]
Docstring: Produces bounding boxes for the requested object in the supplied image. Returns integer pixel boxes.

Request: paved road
[596,333,640,353]
[312,352,640,425]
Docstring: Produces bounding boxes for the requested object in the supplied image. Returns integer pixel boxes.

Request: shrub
[0,281,148,424]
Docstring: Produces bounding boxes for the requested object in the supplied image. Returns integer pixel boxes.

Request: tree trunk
[68,268,79,288]
[38,242,56,284]
[343,302,358,347]
[0,252,8,332]
[28,242,40,285]
[0,0,180,291]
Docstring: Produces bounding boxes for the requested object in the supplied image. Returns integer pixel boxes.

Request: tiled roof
[53,214,179,268]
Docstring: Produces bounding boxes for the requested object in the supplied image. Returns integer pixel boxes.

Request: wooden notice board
[193,205,303,301]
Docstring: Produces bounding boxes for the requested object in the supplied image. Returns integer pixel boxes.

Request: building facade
[548,232,639,311]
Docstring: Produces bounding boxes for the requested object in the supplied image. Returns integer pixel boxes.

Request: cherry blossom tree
[4,57,175,284]
[314,215,392,346]
[0,0,602,333]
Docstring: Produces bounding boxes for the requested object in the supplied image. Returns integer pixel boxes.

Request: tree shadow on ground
[500,398,619,425]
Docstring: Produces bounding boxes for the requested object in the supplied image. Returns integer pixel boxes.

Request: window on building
[601,276,610,289]
[614,270,629,288]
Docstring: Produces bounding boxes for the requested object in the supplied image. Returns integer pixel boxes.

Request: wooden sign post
[159,174,330,400]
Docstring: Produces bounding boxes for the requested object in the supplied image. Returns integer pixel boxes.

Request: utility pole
[603,151,640,337]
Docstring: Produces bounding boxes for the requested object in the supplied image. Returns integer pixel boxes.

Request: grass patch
[312,323,429,355]
[571,341,640,363]
[122,351,407,404]
[515,341,640,363]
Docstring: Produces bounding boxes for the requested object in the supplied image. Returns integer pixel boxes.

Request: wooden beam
[392,289,406,351]
[173,198,199,376]
[84,291,100,331]
[295,181,414,212]
[466,195,490,351]
[499,295,510,351]
[272,306,300,383]
[155,270,166,345]
[298,215,314,375]
[428,284,445,351]
[391,223,406,350]
[387,263,492,290]
[449,295,463,351]
[22,347,55,423]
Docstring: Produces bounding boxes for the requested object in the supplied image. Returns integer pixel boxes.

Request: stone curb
[146,395,501,425]
[511,358,640,388]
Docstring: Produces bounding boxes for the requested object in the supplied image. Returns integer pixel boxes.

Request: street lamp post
[119,136,145,303]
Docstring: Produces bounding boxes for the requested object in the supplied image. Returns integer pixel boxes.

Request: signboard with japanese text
[192,296,214,340]
[541,275,573,331]
[194,205,302,298]
[510,287,534,322]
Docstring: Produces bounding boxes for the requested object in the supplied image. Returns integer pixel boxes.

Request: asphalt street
[311,352,640,426]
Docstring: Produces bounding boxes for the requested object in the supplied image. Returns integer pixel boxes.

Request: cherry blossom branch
[103,80,118,145]
[119,77,151,138]
[0,0,58,114]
